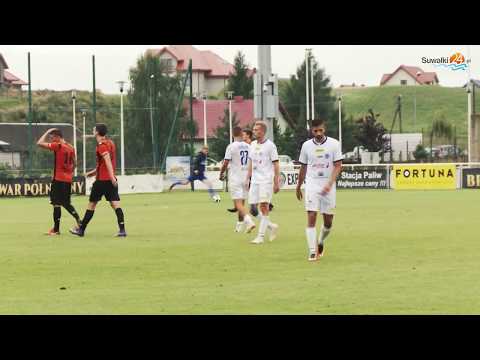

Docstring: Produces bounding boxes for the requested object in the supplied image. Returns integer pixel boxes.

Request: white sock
[306,227,317,254]
[259,215,270,238]
[319,225,331,244]
[244,214,254,225]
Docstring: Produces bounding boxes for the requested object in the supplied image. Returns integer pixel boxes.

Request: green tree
[126,53,190,171]
[226,51,253,99]
[354,109,387,152]
[209,108,240,160]
[282,57,337,132]
[413,144,428,162]
[280,56,341,159]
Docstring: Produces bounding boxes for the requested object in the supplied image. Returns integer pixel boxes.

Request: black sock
[115,208,125,232]
[63,203,81,225]
[53,206,61,232]
[80,209,95,231]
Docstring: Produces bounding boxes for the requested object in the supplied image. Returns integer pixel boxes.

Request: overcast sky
[0,45,477,94]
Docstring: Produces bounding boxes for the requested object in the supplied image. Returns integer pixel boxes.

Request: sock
[258,215,270,238]
[170,181,182,189]
[80,209,95,231]
[63,203,81,225]
[115,208,125,232]
[53,206,61,232]
[319,225,331,244]
[244,214,254,225]
[207,188,215,198]
[306,227,317,254]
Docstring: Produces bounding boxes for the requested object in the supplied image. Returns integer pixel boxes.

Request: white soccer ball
[213,195,221,203]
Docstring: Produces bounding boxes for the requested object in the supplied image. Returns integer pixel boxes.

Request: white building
[147,45,251,98]
[380,65,439,86]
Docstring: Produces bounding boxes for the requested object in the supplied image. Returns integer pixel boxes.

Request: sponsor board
[337,168,388,189]
[166,156,191,181]
[393,164,456,189]
[0,177,85,197]
[462,168,480,189]
[279,168,388,189]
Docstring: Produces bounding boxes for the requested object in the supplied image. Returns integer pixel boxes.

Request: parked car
[279,155,295,171]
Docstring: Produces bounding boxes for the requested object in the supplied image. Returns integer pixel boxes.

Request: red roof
[149,45,235,78]
[380,65,439,85]
[3,70,27,85]
[0,53,8,69]
[186,98,254,139]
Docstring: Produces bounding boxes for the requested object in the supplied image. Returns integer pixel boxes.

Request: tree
[226,51,253,99]
[282,57,337,130]
[209,108,240,160]
[413,144,428,162]
[280,56,340,159]
[126,53,190,171]
[428,116,453,161]
[354,109,387,152]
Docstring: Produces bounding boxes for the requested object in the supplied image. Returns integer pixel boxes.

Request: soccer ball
[213,195,221,203]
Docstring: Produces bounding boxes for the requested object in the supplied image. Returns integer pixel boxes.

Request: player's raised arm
[101,152,117,187]
[36,128,56,149]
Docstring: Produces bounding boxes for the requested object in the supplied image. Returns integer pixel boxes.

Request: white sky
[0,45,476,94]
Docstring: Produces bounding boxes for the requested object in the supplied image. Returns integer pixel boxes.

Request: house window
[400,80,407,86]
[161,58,173,72]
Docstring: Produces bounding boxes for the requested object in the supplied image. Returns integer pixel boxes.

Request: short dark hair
[243,128,253,139]
[311,119,326,128]
[233,126,243,137]
[95,123,108,136]
[50,129,63,138]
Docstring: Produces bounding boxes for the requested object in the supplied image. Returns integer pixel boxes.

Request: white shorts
[248,183,273,204]
[229,182,248,200]
[305,184,336,214]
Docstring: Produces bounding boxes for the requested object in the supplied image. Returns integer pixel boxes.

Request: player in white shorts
[246,120,280,244]
[296,119,343,261]
[219,126,256,233]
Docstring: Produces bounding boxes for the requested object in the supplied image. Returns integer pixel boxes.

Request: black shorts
[50,180,72,205]
[89,180,120,202]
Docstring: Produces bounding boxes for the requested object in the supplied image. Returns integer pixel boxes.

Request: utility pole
[254,45,278,141]
[92,55,96,124]
[27,52,33,175]
[72,90,78,176]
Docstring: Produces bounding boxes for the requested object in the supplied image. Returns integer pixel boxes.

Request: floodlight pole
[227,91,234,144]
[310,51,315,120]
[117,81,126,175]
[203,94,207,146]
[81,110,87,175]
[27,52,33,175]
[72,90,78,176]
[338,95,342,153]
[468,82,472,163]
[305,49,310,130]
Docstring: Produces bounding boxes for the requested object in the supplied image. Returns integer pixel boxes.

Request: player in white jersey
[219,126,256,233]
[246,120,280,244]
[296,119,343,261]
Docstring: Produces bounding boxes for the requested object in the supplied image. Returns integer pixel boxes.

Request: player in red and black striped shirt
[70,123,126,237]
[37,128,82,235]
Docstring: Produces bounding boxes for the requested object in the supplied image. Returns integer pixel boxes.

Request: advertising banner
[0,176,86,197]
[462,168,480,189]
[337,168,388,189]
[392,164,456,189]
[166,156,191,181]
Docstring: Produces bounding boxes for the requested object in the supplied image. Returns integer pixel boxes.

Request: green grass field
[1,189,479,314]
